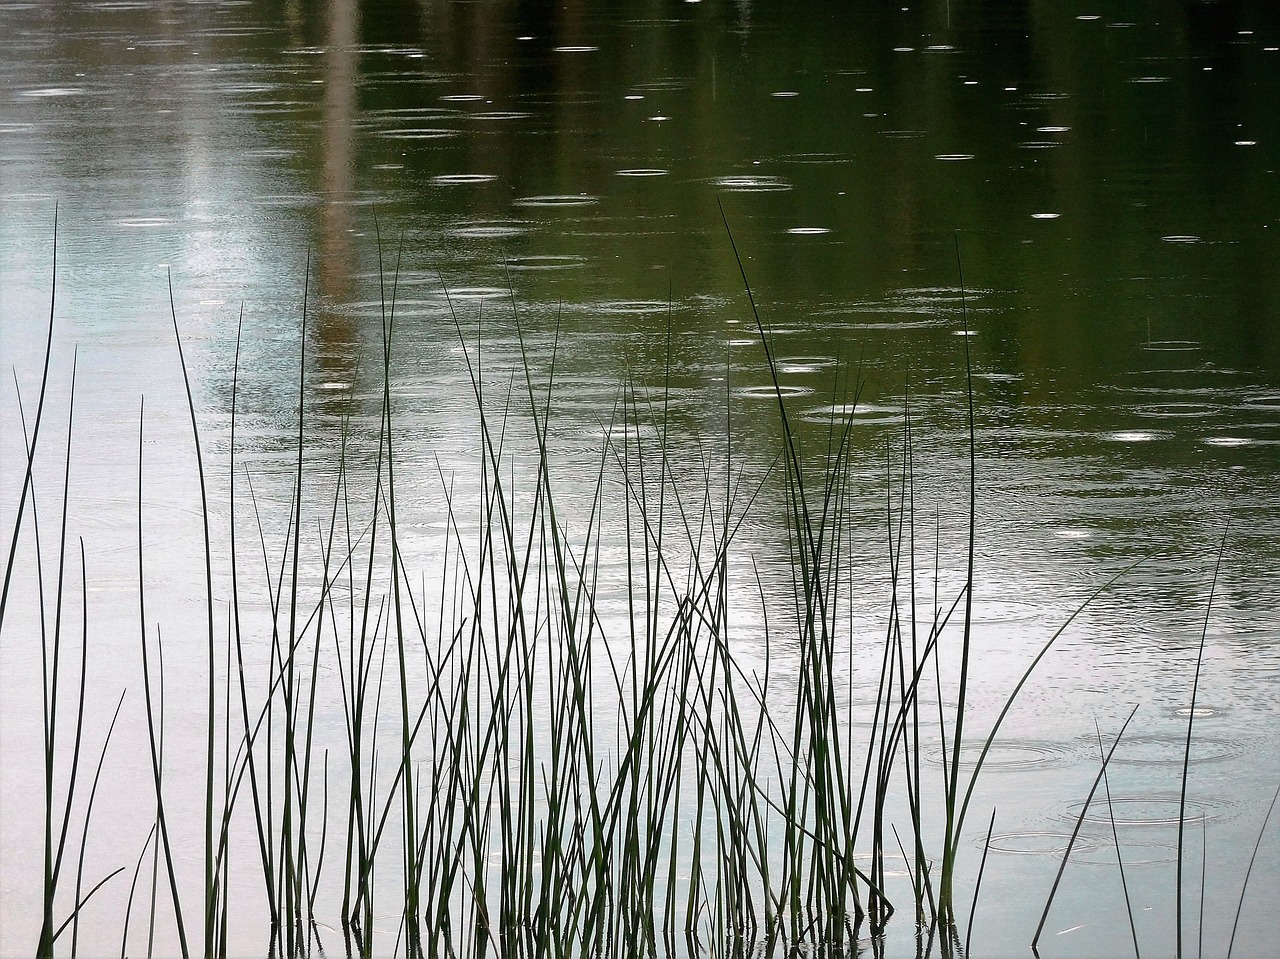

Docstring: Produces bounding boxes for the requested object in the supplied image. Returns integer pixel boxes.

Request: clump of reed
[2,217,1274,959]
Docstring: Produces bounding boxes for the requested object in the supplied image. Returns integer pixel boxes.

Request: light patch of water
[1162,235,1202,243]
[786,227,830,235]
[553,45,600,53]
[935,153,975,160]
[615,168,668,176]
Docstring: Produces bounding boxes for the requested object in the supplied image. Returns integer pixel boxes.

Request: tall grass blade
[1226,780,1280,959]
[1177,524,1228,959]
[1,205,57,631]
[1031,704,1140,954]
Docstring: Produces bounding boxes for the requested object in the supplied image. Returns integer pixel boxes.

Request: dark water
[2,1,1278,955]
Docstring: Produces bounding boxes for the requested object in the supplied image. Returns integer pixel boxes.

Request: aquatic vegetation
[2,222,1274,959]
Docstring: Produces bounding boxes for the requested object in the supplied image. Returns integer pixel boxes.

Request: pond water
[2,1,1278,956]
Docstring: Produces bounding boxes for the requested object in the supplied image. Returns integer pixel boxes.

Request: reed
[2,219,1274,959]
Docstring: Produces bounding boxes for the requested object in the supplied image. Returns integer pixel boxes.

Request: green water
[2,1,1278,955]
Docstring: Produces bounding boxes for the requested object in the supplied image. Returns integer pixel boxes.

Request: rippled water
[2,1,1278,956]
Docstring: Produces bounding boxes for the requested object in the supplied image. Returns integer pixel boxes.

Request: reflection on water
[1,0,1278,956]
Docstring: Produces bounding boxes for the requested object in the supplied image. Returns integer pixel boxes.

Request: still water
[2,1,1278,956]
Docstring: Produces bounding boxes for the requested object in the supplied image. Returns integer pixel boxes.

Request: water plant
[2,216,1275,958]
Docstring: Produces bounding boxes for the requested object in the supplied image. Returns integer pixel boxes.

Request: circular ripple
[431,173,496,185]
[1242,394,1280,412]
[927,741,1075,770]
[1173,705,1219,718]
[851,851,934,878]
[615,168,668,177]
[553,45,599,53]
[1071,838,1177,866]
[787,227,829,235]
[117,217,174,228]
[988,832,1099,856]
[589,300,672,315]
[1203,436,1255,448]
[733,385,812,400]
[935,153,975,161]
[777,356,837,375]
[1063,796,1219,827]
[445,286,507,300]
[447,220,529,240]
[1142,339,1200,352]
[377,127,457,140]
[1112,733,1240,766]
[504,255,584,271]
[1133,402,1218,419]
[21,87,85,98]
[800,403,904,426]
[1103,429,1171,443]
[774,152,850,164]
[470,111,532,121]
[513,194,598,208]
[1162,235,1201,244]
[712,175,791,192]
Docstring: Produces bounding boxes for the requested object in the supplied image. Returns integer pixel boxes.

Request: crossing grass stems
[2,215,1274,958]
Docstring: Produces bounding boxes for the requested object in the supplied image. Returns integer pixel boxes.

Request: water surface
[2,1,1278,955]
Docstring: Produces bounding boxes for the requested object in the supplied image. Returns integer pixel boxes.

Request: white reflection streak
[321,0,359,302]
